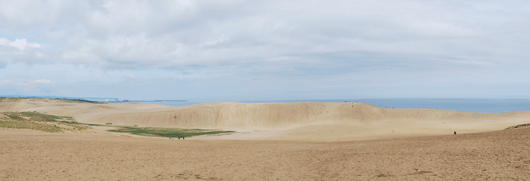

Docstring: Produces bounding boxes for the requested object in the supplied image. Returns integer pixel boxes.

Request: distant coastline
[2,96,529,113]
[128,98,530,114]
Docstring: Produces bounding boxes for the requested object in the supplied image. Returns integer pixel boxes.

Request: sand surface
[1,98,529,141]
[1,127,530,180]
[2,99,530,180]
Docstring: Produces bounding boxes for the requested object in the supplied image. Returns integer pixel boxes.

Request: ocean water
[115,98,530,113]
[5,95,528,113]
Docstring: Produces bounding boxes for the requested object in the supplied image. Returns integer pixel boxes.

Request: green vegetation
[55,98,102,104]
[59,120,102,127]
[1,111,234,138]
[0,119,63,132]
[1,111,91,132]
[0,97,22,102]
[505,123,530,129]
[3,111,67,122]
[108,126,234,139]
[0,97,103,104]
[1,97,29,102]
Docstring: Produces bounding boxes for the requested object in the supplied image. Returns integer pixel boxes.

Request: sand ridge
[2,99,530,180]
[1,99,529,141]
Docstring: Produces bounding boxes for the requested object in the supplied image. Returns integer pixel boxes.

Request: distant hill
[1,98,529,141]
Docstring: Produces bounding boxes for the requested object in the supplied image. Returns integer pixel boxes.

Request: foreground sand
[1,127,529,180]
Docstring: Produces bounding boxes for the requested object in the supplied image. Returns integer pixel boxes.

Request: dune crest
[1,99,529,141]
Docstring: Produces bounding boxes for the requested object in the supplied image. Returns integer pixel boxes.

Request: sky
[1,0,529,101]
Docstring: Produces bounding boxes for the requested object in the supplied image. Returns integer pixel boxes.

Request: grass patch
[60,121,91,130]
[0,97,21,102]
[5,111,65,122]
[108,126,234,139]
[1,111,234,138]
[0,111,94,132]
[54,98,102,104]
[505,123,530,129]
[0,119,63,132]
[0,97,103,104]
[59,121,101,126]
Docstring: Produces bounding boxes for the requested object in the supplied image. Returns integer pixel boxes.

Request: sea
[111,98,530,114]
[3,95,530,113]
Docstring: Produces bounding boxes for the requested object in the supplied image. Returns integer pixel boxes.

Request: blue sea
[114,98,530,114]
[3,95,529,113]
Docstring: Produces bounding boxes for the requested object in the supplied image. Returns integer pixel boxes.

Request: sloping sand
[2,99,530,180]
[1,127,529,180]
[1,99,529,141]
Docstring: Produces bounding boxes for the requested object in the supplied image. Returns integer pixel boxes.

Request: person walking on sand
[454,131,456,135]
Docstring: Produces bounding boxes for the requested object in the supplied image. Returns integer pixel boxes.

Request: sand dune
[1,98,529,141]
[2,126,530,180]
[2,98,530,180]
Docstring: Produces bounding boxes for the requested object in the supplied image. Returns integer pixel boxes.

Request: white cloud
[0,79,53,86]
[176,0,192,6]
[0,0,527,71]
[0,38,41,50]
[0,0,530,99]
[31,79,54,84]
[0,80,15,85]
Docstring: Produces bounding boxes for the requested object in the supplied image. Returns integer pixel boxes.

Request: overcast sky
[1,0,529,101]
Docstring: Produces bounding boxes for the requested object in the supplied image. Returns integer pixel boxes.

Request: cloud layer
[1,0,529,99]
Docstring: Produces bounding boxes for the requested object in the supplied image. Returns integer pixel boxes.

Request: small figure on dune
[454,131,456,135]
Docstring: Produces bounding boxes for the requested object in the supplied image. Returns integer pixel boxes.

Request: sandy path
[1,127,529,180]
